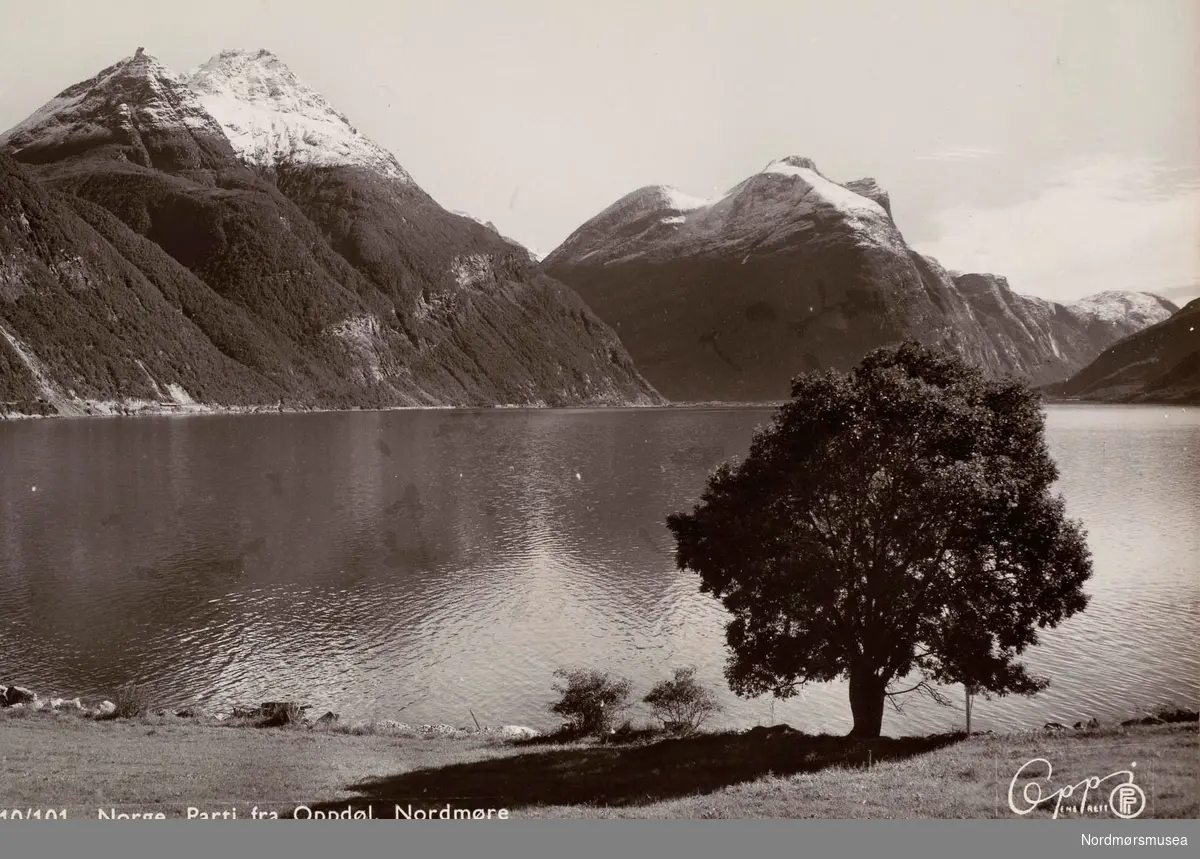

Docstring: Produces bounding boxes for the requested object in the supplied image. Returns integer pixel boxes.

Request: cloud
[914,146,1000,162]
[913,156,1200,303]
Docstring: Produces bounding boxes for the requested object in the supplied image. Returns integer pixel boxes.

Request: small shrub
[276,702,307,728]
[112,683,153,719]
[549,668,632,738]
[643,666,721,735]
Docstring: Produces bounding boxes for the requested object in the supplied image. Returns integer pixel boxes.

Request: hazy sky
[1,0,1197,303]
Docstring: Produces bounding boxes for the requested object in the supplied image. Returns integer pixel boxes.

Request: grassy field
[0,710,1194,819]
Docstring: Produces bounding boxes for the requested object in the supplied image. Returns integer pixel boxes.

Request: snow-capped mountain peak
[760,155,820,175]
[747,156,888,219]
[0,48,227,160]
[657,185,710,211]
[1069,290,1177,326]
[545,156,900,267]
[184,49,414,183]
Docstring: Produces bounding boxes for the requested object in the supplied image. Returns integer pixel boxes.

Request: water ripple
[0,405,1196,734]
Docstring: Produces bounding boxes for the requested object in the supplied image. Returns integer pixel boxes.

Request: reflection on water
[0,405,1196,735]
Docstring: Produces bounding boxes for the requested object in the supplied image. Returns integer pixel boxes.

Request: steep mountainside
[1045,299,1200,404]
[948,274,1177,386]
[543,157,1175,402]
[0,154,277,415]
[0,49,660,416]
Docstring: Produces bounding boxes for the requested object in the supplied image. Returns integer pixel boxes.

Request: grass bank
[0,708,1194,819]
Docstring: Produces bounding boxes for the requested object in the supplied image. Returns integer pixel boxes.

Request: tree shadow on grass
[296,725,963,816]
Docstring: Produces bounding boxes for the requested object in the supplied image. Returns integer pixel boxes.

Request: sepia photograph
[0,0,1196,853]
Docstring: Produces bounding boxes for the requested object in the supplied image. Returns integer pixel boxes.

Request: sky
[1,0,1196,303]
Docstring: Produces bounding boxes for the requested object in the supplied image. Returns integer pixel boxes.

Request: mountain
[1045,299,1200,404]
[1069,290,1179,328]
[543,157,1175,402]
[0,49,660,417]
[946,273,1177,387]
[0,49,233,172]
[185,49,414,182]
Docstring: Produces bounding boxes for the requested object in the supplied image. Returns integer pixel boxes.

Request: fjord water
[1,405,1196,735]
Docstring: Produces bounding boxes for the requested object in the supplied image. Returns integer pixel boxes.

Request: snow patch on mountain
[660,186,710,211]
[184,49,414,182]
[757,158,889,219]
[0,49,226,154]
[699,163,898,254]
[545,157,901,267]
[1069,290,1176,326]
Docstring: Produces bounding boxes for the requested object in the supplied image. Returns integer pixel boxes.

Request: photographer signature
[1007,758,1145,819]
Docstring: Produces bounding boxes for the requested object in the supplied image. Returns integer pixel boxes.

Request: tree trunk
[848,665,887,738]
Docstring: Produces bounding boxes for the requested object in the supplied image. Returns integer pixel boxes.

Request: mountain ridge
[1045,298,1200,404]
[543,157,1176,402]
[184,48,416,183]
[3,51,1179,413]
[0,48,662,417]
[545,156,905,269]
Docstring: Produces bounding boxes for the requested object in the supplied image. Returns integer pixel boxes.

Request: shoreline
[6,398,1196,421]
[1,704,1194,819]
[0,686,543,738]
[3,682,1194,739]
[4,686,1195,820]
[0,400,785,421]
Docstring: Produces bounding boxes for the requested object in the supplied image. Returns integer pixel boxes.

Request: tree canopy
[667,342,1093,737]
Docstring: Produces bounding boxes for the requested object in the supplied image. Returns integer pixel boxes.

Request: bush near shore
[0,704,1195,820]
[2,680,1194,741]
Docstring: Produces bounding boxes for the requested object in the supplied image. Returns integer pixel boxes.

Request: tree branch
[884,679,952,708]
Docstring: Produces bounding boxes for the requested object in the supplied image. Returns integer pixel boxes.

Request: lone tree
[667,342,1092,738]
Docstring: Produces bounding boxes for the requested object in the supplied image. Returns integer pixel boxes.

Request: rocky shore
[6,681,1195,741]
[0,685,109,716]
[0,684,540,738]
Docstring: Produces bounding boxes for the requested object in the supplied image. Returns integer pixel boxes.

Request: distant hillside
[0,49,660,417]
[1045,299,1200,404]
[543,157,1175,403]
